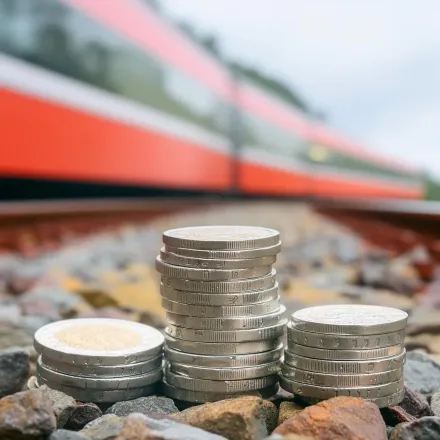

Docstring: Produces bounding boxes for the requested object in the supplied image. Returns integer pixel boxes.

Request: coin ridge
[165,365,278,392]
[279,375,404,398]
[162,226,280,250]
[164,242,282,259]
[287,323,405,350]
[39,354,163,378]
[37,376,157,403]
[160,284,279,306]
[161,380,278,403]
[37,358,163,389]
[283,350,406,374]
[165,335,283,355]
[162,297,280,318]
[164,344,283,367]
[160,248,276,269]
[289,343,404,360]
[165,304,285,330]
[34,318,164,365]
[281,365,403,387]
[290,305,408,335]
[161,270,276,293]
[166,320,287,342]
[156,257,272,280]
[170,359,281,380]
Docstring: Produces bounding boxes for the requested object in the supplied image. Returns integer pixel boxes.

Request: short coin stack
[157,225,286,403]
[34,318,164,403]
[281,305,408,408]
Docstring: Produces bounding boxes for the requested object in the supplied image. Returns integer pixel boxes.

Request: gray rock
[65,402,102,430]
[0,324,33,349]
[80,414,125,439]
[105,396,179,417]
[431,391,440,417]
[0,303,21,326]
[0,347,30,397]
[405,351,440,395]
[19,287,85,315]
[20,314,55,333]
[49,430,86,439]
[0,388,56,439]
[123,413,227,440]
[389,416,440,440]
[398,387,433,418]
[40,385,76,428]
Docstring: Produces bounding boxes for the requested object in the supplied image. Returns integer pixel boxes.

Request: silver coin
[164,344,283,367]
[165,334,283,355]
[164,242,282,259]
[160,248,276,269]
[165,364,278,392]
[160,284,279,306]
[161,379,279,403]
[289,343,404,360]
[299,388,405,409]
[170,359,281,380]
[161,270,276,293]
[34,318,164,366]
[291,305,408,335]
[37,358,162,389]
[163,225,280,250]
[37,375,157,403]
[156,257,272,281]
[283,350,406,374]
[287,324,405,350]
[40,354,162,378]
[165,305,285,330]
[166,320,287,343]
[281,365,403,387]
[162,297,280,318]
[279,375,404,399]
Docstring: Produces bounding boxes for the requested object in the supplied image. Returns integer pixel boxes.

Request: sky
[162,0,440,176]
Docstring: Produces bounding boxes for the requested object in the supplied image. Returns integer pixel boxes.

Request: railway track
[1,196,440,273]
[0,198,210,254]
[315,198,440,279]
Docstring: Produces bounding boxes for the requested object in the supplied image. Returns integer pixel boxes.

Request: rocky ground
[1,202,440,439]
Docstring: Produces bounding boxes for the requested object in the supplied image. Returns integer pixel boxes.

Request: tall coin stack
[34,318,164,403]
[157,225,286,403]
[280,305,408,408]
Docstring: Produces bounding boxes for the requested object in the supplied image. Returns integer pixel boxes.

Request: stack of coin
[33,318,164,403]
[156,225,286,403]
[280,305,407,408]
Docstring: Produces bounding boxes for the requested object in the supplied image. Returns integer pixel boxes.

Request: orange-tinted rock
[0,388,56,439]
[275,436,315,440]
[115,414,152,440]
[278,401,305,426]
[172,396,272,440]
[274,396,387,440]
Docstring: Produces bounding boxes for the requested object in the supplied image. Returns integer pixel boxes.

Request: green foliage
[424,174,440,200]
[228,62,311,113]
[173,18,316,115]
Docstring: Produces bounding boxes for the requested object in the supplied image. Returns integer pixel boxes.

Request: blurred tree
[144,0,162,14]
[146,0,321,116]
[228,61,310,113]
[424,173,440,200]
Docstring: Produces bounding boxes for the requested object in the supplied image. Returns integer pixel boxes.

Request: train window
[304,144,420,184]
[1,0,230,138]
[308,145,328,163]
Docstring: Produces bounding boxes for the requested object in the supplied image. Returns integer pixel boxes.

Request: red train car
[0,0,424,199]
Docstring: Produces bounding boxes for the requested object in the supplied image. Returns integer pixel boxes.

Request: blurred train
[0,0,424,200]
